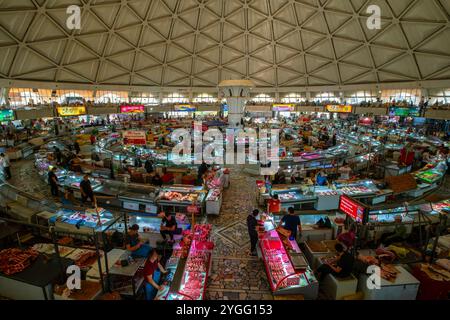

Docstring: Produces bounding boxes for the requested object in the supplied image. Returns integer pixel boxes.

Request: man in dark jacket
[144,159,154,174]
[247,209,259,257]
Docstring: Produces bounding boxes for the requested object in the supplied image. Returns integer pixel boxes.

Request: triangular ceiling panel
[0,0,449,88]
[0,47,17,75]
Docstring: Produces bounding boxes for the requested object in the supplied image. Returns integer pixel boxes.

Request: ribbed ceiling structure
[0,0,450,89]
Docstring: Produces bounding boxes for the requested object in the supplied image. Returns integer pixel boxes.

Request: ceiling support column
[219,80,254,129]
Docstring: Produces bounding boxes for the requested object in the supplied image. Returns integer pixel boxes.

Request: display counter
[260,179,392,212]
[257,217,318,299]
[0,253,73,300]
[48,207,115,234]
[157,225,214,300]
[269,186,317,210]
[357,265,420,300]
[157,186,206,215]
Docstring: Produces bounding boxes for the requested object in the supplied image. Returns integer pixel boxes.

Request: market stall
[157,186,206,215]
[156,224,214,300]
[257,215,319,299]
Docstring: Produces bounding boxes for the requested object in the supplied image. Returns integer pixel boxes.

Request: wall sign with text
[57,106,86,116]
[326,105,353,113]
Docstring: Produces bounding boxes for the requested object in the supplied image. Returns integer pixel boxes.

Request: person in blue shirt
[315,170,328,186]
[278,207,302,241]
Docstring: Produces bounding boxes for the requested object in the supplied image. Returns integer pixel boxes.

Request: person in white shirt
[0,153,11,180]
[338,162,352,180]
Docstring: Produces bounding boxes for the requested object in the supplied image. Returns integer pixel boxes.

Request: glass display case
[162,240,213,301]
[333,180,380,197]
[258,219,318,297]
[269,186,317,210]
[158,186,206,214]
[158,186,206,204]
[49,207,115,233]
[59,174,101,190]
[415,169,444,184]
[367,205,418,224]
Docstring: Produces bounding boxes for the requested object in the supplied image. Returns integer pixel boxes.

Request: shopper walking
[80,174,95,204]
[247,209,259,256]
[278,207,302,241]
[0,153,11,180]
[48,167,59,197]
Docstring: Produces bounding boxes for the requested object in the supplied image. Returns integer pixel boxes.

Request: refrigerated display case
[157,186,206,215]
[333,180,380,197]
[415,168,445,184]
[48,207,115,234]
[270,187,317,210]
[161,240,213,300]
[258,218,318,299]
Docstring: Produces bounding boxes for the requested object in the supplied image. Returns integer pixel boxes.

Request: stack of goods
[32,243,74,257]
[316,190,339,196]
[358,255,400,282]
[193,224,212,242]
[206,178,222,190]
[0,248,39,275]
[185,251,210,273]
[206,189,221,201]
[380,264,400,282]
[179,272,206,300]
[338,186,371,195]
[67,249,98,268]
[177,230,192,258]
[263,246,297,289]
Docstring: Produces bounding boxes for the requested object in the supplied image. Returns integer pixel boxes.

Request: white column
[1,88,10,106]
[226,96,247,128]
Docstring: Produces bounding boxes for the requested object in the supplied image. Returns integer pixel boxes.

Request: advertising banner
[174,104,196,112]
[123,131,147,145]
[57,106,86,116]
[120,105,145,113]
[326,105,352,113]
[339,195,366,223]
[273,104,295,112]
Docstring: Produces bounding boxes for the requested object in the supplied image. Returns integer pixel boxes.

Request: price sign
[339,195,366,223]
